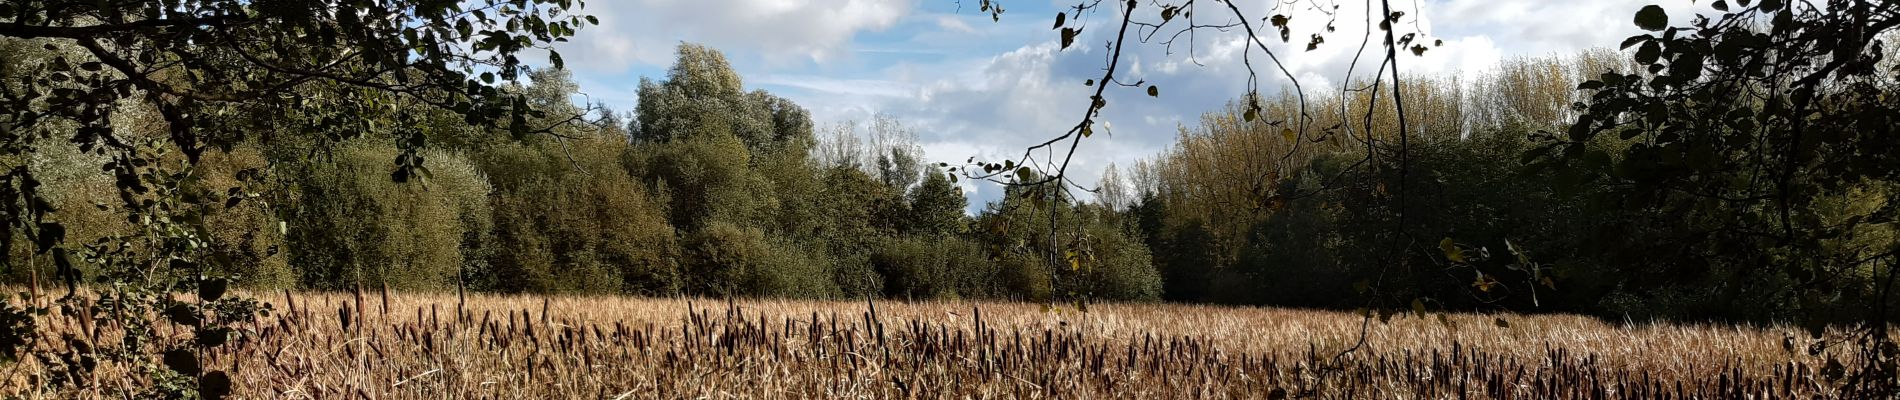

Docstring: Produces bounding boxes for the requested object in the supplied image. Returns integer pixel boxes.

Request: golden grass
[0,290,1875,399]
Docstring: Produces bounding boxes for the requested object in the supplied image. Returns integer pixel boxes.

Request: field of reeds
[0,290,1880,399]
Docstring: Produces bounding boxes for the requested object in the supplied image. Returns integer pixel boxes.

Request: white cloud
[560,0,917,73]
[556,0,1718,209]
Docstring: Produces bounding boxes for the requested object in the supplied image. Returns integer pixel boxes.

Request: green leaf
[548,51,565,69]
[1281,128,1296,143]
[1634,5,1668,31]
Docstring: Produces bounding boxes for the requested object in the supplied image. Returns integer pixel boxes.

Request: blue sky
[546,0,1715,212]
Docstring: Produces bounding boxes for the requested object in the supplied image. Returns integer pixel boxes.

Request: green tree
[0,0,592,396]
[906,172,966,236]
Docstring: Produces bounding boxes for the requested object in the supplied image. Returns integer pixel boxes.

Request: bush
[285,140,489,291]
[479,138,679,294]
[684,220,837,298]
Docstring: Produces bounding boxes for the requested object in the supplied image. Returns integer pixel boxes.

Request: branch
[0,15,247,39]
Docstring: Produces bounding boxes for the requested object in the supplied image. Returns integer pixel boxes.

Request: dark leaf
[1635,41,1662,64]
[1634,5,1669,31]
[199,278,227,301]
[165,303,202,326]
[201,371,233,400]
[162,348,200,375]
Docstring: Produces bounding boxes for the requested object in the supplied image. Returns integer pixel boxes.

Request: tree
[0,0,592,396]
[633,43,808,153]
[1547,1,1900,393]
[907,171,967,236]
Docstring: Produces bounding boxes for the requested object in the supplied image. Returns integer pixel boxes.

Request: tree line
[0,42,1160,303]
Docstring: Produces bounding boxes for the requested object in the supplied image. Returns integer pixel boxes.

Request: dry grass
[0,290,1876,399]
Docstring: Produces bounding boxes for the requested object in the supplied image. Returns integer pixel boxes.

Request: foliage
[285,141,486,291]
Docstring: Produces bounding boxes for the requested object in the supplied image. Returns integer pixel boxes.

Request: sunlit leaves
[1439,237,1465,263]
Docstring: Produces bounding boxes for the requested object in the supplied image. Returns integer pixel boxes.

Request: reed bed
[0,291,1876,399]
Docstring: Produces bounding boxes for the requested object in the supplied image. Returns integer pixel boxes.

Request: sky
[545,0,1718,213]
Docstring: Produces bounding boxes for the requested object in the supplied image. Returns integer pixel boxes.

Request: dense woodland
[1,1,1897,330]
[4,0,1900,397]
[0,41,1159,303]
[4,36,1892,327]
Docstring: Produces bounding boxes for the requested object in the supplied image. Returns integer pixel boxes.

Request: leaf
[1410,299,1426,316]
[1281,128,1296,143]
[1161,7,1177,22]
[165,303,202,326]
[1060,28,1079,49]
[548,51,565,69]
[1712,0,1729,11]
[1635,41,1661,65]
[199,278,227,301]
[1439,238,1465,263]
[1146,85,1159,97]
[196,327,230,347]
[1015,167,1033,182]
[1494,318,1510,328]
[201,371,233,400]
[1634,5,1668,32]
[1052,12,1066,29]
[585,15,599,25]
[1620,35,1650,50]
[34,222,63,253]
[163,348,201,375]
[1242,108,1258,122]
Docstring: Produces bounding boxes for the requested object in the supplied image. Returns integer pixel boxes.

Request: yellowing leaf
[1281,128,1296,142]
[1439,238,1465,263]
